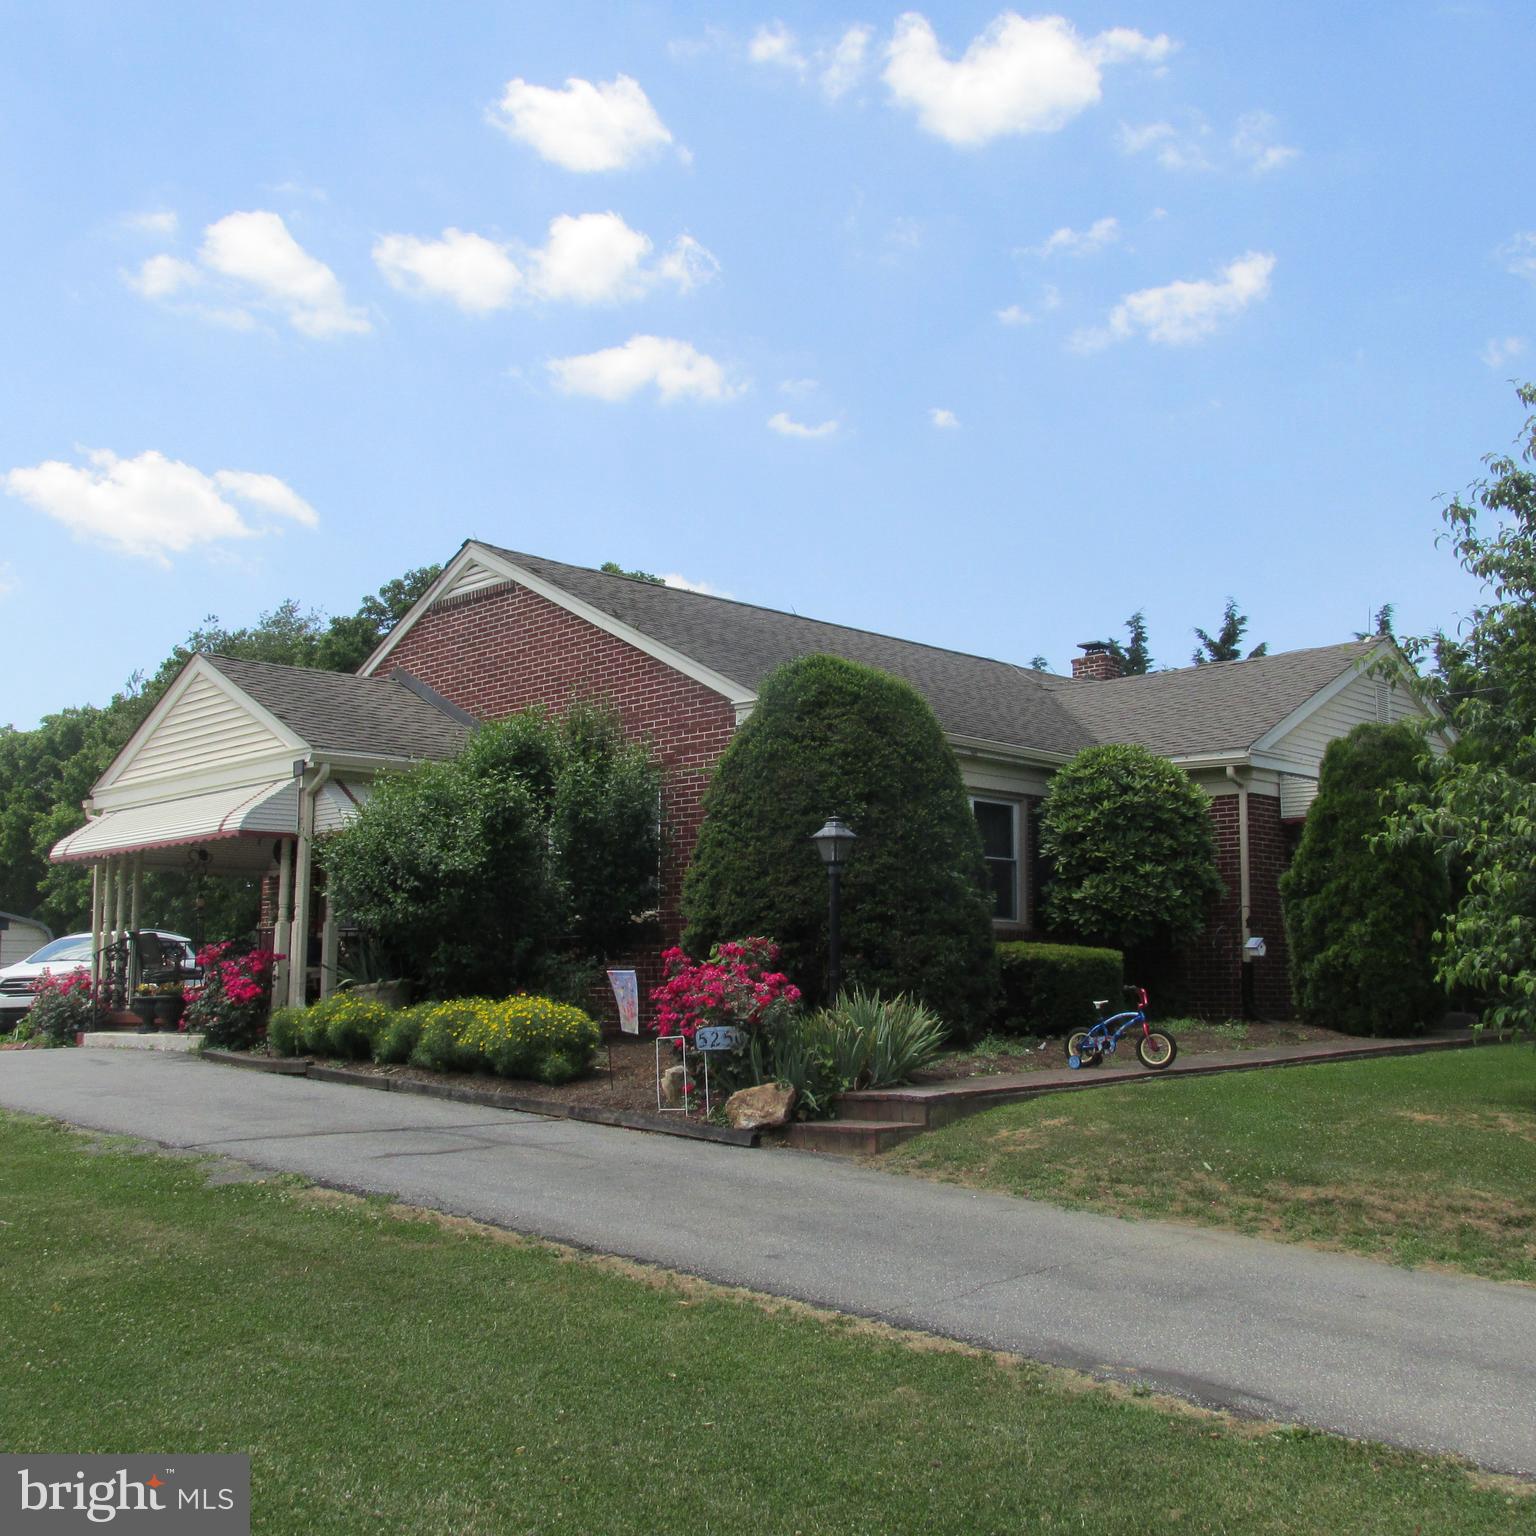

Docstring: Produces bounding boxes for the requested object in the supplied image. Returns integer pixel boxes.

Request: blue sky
[3,2,1533,729]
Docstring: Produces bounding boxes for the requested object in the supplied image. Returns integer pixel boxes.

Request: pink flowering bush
[184,943,283,1049]
[650,937,801,1044]
[27,968,101,1045]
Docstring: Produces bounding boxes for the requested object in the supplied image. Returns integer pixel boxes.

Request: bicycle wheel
[1136,1030,1177,1070]
[1066,1030,1102,1067]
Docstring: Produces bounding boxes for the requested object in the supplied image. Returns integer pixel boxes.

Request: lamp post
[809,817,857,1001]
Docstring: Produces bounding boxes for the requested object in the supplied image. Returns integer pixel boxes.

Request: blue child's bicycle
[1066,986,1177,1071]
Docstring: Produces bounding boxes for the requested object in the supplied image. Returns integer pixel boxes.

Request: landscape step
[785,1119,922,1155]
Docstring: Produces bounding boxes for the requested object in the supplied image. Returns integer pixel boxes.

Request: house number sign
[693,1025,747,1052]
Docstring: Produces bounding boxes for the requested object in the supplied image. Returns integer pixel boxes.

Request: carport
[48,652,473,1006]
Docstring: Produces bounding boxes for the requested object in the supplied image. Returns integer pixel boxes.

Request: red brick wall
[382,579,738,1020]
[1167,792,1294,1019]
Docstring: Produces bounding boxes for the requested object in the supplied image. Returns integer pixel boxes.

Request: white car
[0,931,196,1015]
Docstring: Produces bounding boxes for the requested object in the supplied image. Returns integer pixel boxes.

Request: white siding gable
[435,559,508,603]
[112,673,291,788]
[1268,668,1430,772]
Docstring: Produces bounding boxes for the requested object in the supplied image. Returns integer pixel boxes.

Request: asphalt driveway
[1,1048,1532,1476]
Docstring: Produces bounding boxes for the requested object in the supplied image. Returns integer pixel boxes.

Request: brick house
[54,540,1445,1019]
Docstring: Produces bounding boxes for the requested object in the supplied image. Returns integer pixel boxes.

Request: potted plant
[152,983,185,1032]
[131,985,158,1032]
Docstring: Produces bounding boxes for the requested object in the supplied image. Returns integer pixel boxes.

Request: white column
[319,889,337,1001]
[111,858,127,1004]
[288,797,314,1010]
[272,840,294,1005]
[127,853,143,995]
[89,864,103,994]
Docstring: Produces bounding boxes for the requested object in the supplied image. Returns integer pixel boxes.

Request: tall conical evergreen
[682,654,998,1036]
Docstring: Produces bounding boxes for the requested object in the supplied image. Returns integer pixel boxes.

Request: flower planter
[152,995,185,1032]
[131,997,158,1032]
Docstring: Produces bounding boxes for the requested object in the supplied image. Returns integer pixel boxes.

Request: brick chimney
[1071,641,1125,681]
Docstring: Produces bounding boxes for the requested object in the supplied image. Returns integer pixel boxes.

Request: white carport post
[127,853,143,996]
[89,864,104,994]
[272,840,293,1007]
[110,857,127,1004]
[286,762,330,1009]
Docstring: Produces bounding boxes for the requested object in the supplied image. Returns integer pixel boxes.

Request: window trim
[970,796,1021,925]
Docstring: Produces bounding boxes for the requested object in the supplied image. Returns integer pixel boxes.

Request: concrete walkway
[1,1049,1532,1476]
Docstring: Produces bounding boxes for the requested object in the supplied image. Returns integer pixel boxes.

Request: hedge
[268,992,600,1085]
[996,942,1124,1036]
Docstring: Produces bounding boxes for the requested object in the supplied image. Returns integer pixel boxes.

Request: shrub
[682,654,998,1036]
[996,943,1124,1036]
[321,703,661,1000]
[1038,745,1221,951]
[267,1007,304,1057]
[184,943,282,1049]
[409,996,601,1084]
[26,969,98,1044]
[373,1004,429,1065]
[1282,722,1450,1036]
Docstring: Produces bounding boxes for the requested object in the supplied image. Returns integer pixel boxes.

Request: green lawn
[0,1113,1529,1534]
[883,1043,1536,1284]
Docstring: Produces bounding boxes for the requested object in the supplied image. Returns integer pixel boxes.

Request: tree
[1354,604,1396,642]
[1038,744,1221,951]
[1281,724,1449,1036]
[321,703,661,998]
[600,561,664,586]
[1105,610,1152,675]
[1390,383,1536,1033]
[1027,654,1051,672]
[682,655,998,1035]
[1191,599,1268,664]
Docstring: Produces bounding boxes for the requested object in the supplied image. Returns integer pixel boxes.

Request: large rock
[724,1082,797,1130]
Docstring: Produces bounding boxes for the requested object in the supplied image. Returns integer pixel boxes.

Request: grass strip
[883,1044,1536,1284]
[0,1111,1529,1533]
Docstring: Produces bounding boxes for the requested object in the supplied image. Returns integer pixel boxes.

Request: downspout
[1226,765,1252,1018]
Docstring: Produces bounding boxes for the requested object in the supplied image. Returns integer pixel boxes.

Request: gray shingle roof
[1045,641,1378,757]
[206,655,472,761]
[482,546,1374,761]
[485,546,1094,755]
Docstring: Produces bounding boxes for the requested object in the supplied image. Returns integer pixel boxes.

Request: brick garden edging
[199,1050,759,1147]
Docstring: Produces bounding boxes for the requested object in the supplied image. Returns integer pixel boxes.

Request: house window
[972,798,1019,922]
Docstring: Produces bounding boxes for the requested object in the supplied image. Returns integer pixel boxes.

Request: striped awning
[50,779,369,865]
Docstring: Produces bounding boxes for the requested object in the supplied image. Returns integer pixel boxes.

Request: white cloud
[767,411,838,438]
[490,74,673,172]
[1121,112,1296,174]
[779,377,819,395]
[373,228,522,313]
[1500,232,1536,282]
[198,211,369,337]
[1481,336,1527,369]
[661,572,734,597]
[1231,111,1298,173]
[884,12,1174,147]
[750,21,872,97]
[3,448,317,566]
[125,210,178,237]
[374,214,717,311]
[126,253,201,299]
[1076,251,1276,349]
[750,22,806,70]
[930,407,960,429]
[821,25,874,98]
[996,303,1034,326]
[1031,215,1120,258]
[547,335,740,403]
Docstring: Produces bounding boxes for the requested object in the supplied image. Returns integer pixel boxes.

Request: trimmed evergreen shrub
[1281,723,1450,1036]
[681,654,999,1037]
[996,942,1124,1035]
[1039,744,1222,950]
